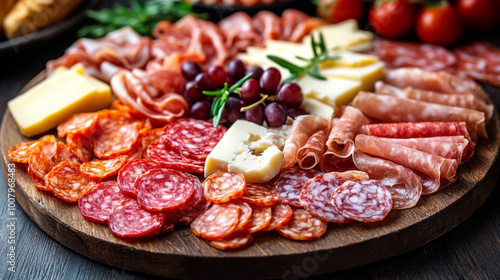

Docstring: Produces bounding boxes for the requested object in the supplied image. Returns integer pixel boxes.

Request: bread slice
[3,0,84,39]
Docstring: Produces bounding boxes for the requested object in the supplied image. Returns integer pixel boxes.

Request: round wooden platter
[1,72,500,279]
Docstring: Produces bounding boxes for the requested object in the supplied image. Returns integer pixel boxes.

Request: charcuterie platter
[1,70,499,279]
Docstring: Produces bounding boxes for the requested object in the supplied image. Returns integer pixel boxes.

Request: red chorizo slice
[240,205,272,233]
[135,168,196,212]
[45,160,100,202]
[239,183,277,206]
[300,171,368,223]
[202,172,246,203]
[146,140,204,173]
[57,112,98,138]
[78,181,128,224]
[191,203,241,240]
[272,167,321,208]
[93,123,139,159]
[353,150,422,209]
[261,203,293,231]
[207,234,254,250]
[28,165,47,191]
[29,141,80,182]
[331,179,393,222]
[163,118,226,160]
[109,199,165,238]
[8,135,56,164]
[67,131,94,162]
[117,159,163,197]
[275,208,327,241]
[80,155,128,179]
[233,202,253,232]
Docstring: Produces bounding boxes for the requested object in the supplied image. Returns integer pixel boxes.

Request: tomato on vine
[415,0,464,46]
[316,0,365,24]
[369,0,415,39]
[457,0,500,31]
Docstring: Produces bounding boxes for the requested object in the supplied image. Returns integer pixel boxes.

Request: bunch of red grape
[180,58,305,127]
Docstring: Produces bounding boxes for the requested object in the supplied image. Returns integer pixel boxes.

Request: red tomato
[369,0,415,39]
[416,2,464,47]
[457,0,500,30]
[317,0,364,24]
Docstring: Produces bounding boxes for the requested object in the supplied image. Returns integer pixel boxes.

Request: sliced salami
[146,140,204,173]
[207,234,254,250]
[117,159,163,197]
[8,135,56,164]
[109,199,165,238]
[57,112,98,138]
[80,155,129,179]
[300,171,368,223]
[202,172,246,203]
[190,203,241,240]
[262,203,293,231]
[45,160,100,202]
[233,202,253,232]
[67,131,94,162]
[163,118,226,160]
[163,174,209,224]
[135,168,196,212]
[331,179,393,222]
[239,183,277,206]
[240,205,272,233]
[78,181,128,224]
[275,208,327,241]
[272,166,321,208]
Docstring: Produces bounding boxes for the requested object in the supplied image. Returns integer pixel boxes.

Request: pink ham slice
[352,91,487,139]
[355,134,459,194]
[297,128,327,170]
[326,106,368,158]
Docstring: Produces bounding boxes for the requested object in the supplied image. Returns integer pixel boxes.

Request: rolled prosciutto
[326,106,368,159]
[297,128,328,170]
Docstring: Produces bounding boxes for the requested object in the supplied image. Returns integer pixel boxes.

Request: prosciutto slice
[253,11,282,41]
[353,150,422,209]
[326,106,368,158]
[297,128,327,170]
[352,92,487,139]
[320,151,356,173]
[281,115,329,169]
[383,67,489,102]
[219,12,263,56]
[355,134,458,194]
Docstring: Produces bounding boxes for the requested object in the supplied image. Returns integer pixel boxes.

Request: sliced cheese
[323,51,379,68]
[204,120,283,183]
[300,96,335,120]
[8,69,111,137]
[303,19,373,50]
[321,61,385,91]
[297,75,361,107]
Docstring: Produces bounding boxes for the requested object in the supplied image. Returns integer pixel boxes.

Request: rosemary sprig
[203,73,253,127]
[267,32,340,82]
[78,0,205,38]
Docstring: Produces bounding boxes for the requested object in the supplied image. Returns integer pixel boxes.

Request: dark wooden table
[2,3,500,280]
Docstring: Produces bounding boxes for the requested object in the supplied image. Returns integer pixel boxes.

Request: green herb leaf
[267,55,303,74]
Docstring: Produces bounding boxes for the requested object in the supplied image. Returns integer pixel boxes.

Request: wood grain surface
[1,71,499,279]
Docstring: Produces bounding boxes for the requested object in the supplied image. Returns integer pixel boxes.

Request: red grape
[181,61,202,81]
[246,65,264,81]
[264,103,286,127]
[226,59,247,82]
[183,81,204,102]
[287,107,307,118]
[277,82,302,108]
[260,67,281,95]
[245,105,264,125]
[190,100,211,119]
[208,65,227,87]
[225,97,245,124]
[240,79,261,104]
[195,73,215,91]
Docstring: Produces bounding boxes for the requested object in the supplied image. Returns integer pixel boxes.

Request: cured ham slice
[111,69,188,124]
[355,134,458,193]
[281,115,329,169]
[375,82,494,123]
[353,150,422,209]
[47,27,152,81]
[219,12,263,56]
[352,92,487,139]
[326,106,368,158]
[253,11,282,41]
[320,151,356,173]
[297,128,327,170]
[383,67,489,102]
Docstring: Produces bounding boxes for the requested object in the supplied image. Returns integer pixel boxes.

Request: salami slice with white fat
[331,179,393,222]
[146,140,204,173]
[239,183,277,206]
[272,167,321,208]
[78,181,128,224]
[117,159,163,197]
[202,172,246,203]
[190,203,241,240]
[275,208,327,241]
[109,199,165,238]
[262,203,293,231]
[135,168,196,212]
[300,171,369,223]
[240,205,272,233]
[207,234,254,250]
[234,202,253,232]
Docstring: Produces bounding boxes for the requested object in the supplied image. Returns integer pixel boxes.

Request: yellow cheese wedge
[322,61,385,91]
[8,69,111,137]
[300,97,334,120]
[204,120,284,183]
[297,75,361,107]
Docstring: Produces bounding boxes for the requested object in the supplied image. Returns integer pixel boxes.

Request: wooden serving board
[2,72,500,279]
